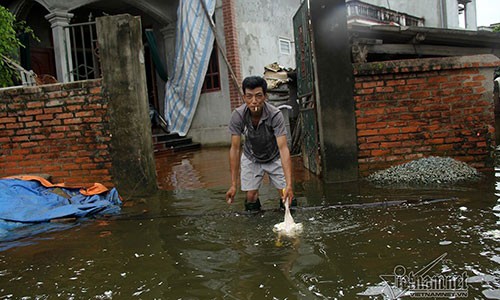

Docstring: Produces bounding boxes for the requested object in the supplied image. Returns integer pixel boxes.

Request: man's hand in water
[226,186,236,204]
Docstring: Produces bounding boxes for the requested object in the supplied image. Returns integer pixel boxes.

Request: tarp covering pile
[164,0,216,136]
[0,176,121,248]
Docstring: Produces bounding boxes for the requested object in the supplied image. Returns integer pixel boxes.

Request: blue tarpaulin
[0,178,121,246]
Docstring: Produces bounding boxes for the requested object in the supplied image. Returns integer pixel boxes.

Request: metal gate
[293,0,320,175]
[64,19,100,81]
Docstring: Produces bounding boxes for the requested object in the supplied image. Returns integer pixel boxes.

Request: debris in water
[439,240,452,246]
[483,289,500,299]
[483,230,500,239]
[466,275,498,283]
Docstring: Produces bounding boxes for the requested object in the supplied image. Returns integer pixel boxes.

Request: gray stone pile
[367,156,482,185]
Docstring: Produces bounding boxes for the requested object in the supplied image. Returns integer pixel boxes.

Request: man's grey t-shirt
[228,102,287,163]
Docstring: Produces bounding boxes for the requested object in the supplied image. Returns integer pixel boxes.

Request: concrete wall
[359,0,476,29]
[364,0,443,27]
[353,54,500,176]
[235,0,302,77]
[190,0,303,145]
[187,0,233,146]
[97,14,157,196]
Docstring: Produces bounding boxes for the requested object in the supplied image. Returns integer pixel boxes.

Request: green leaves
[0,5,28,87]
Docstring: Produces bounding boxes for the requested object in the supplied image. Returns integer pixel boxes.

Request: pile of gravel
[367,156,482,185]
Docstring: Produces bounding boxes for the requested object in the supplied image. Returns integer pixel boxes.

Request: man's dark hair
[242,76,267,94]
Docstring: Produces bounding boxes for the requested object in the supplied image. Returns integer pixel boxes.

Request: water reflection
[0,148,499,299]
[155,147,231,191]
[465,167,500,299]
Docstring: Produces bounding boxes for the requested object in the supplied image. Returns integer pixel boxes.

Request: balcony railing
[347,0,425,27]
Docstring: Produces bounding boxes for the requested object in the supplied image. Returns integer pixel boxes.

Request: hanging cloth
[163,0,216,136]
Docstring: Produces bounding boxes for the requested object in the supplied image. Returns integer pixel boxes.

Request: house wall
[235,0,302,77]
[359,0,475,29]
[187,0,233,146]
[190,0,303,145]
[353,54,499,176]
[0,80,113,187]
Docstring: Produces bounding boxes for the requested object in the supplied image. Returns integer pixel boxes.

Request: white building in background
[347,0,477,30]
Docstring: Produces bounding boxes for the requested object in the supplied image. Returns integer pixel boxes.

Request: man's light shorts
[240,154,286,191]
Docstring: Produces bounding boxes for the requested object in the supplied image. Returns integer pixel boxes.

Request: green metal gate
[293,1,314,98]
[293,0,320,175]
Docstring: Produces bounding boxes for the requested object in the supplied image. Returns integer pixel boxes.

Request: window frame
[201,45,221,93]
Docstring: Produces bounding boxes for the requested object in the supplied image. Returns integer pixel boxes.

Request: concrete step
[153,141,201,155]
[152,132,181,144]
[154,137,191,149]
[152,129,201,155]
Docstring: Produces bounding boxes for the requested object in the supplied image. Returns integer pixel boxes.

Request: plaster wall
[190,0,303,145]
[187,1,232,146]
[359,0,475,29]
[188,88,232,146]
[235,0,301,77]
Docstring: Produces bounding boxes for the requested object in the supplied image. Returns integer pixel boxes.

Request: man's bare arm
[226,135,241,203]
[277,135,294,203]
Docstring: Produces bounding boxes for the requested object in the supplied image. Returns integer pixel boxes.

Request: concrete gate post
[96,14,158,196]
[45,10,74,82]
[309,0,359,182]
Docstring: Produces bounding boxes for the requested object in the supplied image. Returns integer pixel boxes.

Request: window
[201,46,221,93]
[279,38,292,55]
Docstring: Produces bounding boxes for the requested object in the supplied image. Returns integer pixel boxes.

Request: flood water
[1,147,499,299]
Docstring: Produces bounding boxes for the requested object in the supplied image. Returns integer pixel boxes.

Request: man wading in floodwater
[225,76,295,211]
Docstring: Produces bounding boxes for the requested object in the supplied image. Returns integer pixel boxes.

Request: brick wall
[0,79,113,187]
[222,0,243,110]
[354,54,500,176]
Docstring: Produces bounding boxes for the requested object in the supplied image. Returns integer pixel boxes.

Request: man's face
[243,87,266,114]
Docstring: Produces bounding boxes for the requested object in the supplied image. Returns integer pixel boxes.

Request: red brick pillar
[222,0,243,110]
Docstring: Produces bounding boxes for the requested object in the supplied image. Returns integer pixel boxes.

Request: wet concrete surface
[0,147,499,299]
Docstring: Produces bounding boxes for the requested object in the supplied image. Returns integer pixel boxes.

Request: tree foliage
[493,25,500,33]
[0,5,22,87]
[0,5,36,87]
